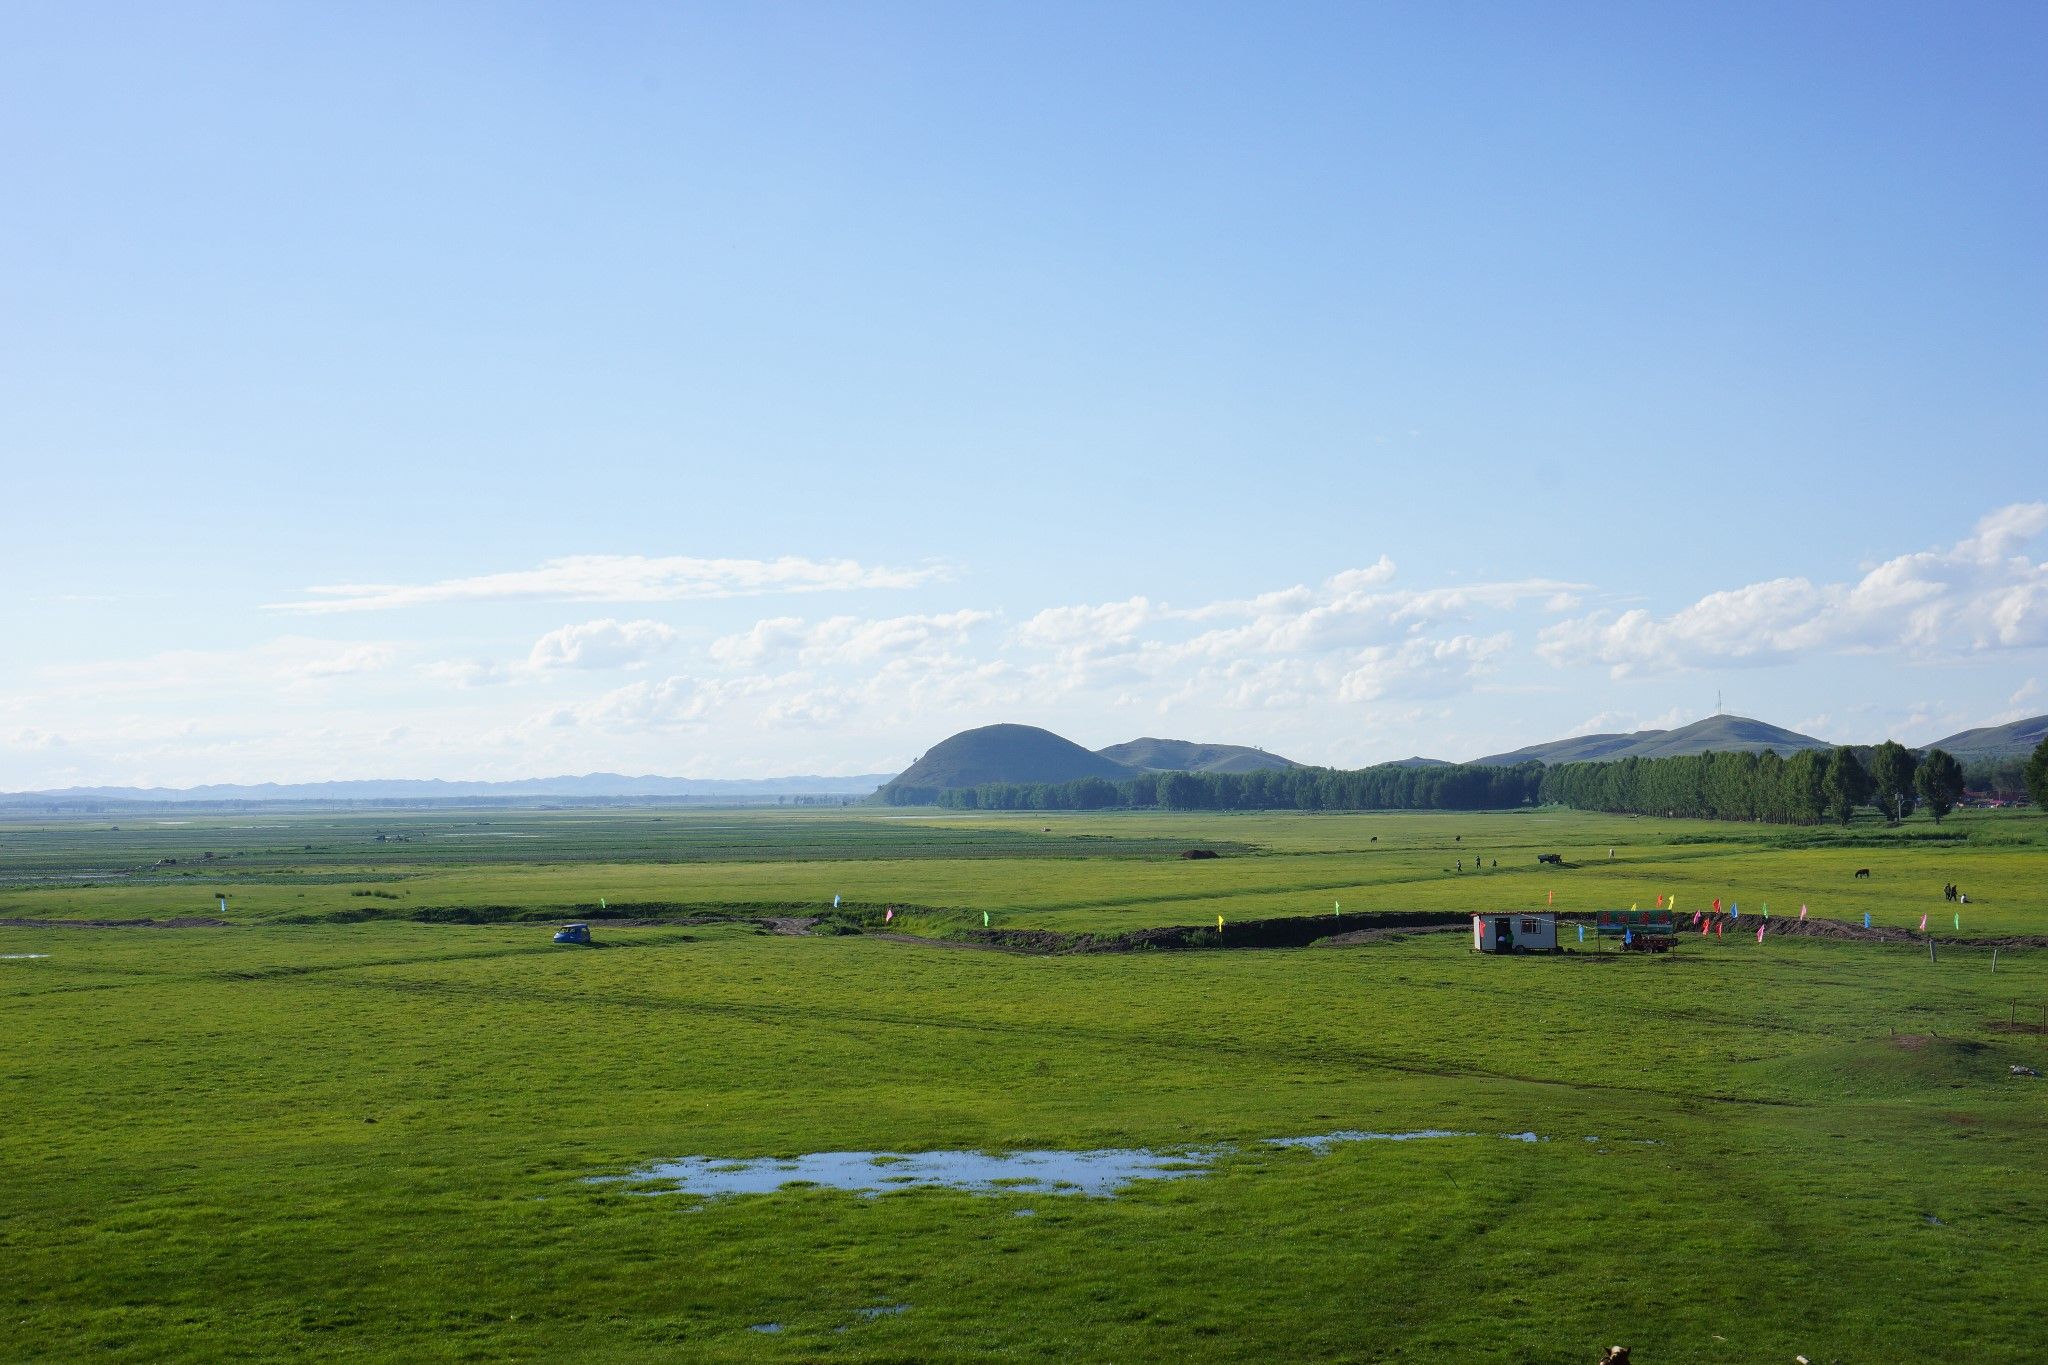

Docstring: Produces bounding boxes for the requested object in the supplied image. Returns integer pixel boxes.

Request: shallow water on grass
[1,954,50,960]
[592,1147,1221,1199]
[1264,1129,1475,1153]
[593,1130,1580,1203]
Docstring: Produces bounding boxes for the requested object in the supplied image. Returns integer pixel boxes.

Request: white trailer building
[1472,912,1558,954]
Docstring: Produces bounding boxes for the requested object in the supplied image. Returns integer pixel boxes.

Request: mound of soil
[1179,849,1220,860]
[0,917,228,929]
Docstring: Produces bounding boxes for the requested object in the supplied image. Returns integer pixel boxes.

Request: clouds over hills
[6,505,2044,787]
[1541,503,2048,678]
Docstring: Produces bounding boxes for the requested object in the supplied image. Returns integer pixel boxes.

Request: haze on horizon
[3,2,2044,790]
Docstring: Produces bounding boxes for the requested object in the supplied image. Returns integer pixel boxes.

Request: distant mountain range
[16,711,2040,807]
[1096,737,1298,774]
[877,725,1299,799]
[1469,714,1832,766]
[1922,715,2048,762]
[878,711,2048,796]
[6,773,892,803]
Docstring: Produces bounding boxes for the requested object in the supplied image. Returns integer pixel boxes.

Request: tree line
[885,762,1546,812]
[1536,743,1973,824]
[880,735,2048,822]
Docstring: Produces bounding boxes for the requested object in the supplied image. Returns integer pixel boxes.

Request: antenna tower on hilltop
[1715,689,1723,715]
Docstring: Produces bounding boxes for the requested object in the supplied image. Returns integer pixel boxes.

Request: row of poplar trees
[1537,743,1970,825]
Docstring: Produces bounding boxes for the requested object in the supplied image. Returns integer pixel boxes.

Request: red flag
[1715,921,1723,938]
[1713,898,1722,913]
[1655,894,1663,908]
[1700,920,1709,937]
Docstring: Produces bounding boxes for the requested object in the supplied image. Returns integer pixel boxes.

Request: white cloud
[1337,633,1513,703]
[541,674,782,733]
[527,618,678,670]
[711,610,994,668]
[280,643,396,682]
[1015,598,1157,651]
[268,554,946,614]
[1539,502,2048,677]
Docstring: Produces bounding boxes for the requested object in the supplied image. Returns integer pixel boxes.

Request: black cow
[1854,868,1871,878]
[1538,853,1563,866]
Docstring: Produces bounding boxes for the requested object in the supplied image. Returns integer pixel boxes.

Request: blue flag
[1863,912,1871,929]
[1577,924,1585,943]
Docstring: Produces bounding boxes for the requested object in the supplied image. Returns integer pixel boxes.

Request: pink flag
[1756,922,1766,943]
[1799,904,1807,920]
[885,907,894,923]
[1918,913,1927,932]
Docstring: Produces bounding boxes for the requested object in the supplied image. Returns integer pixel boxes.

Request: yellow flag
[1631,903,1637,911]
[1217,914,1224,931]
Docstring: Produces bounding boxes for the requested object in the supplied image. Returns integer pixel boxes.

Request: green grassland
[4,806,2048,1361]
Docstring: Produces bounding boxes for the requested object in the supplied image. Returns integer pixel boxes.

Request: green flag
[983,910,990,928]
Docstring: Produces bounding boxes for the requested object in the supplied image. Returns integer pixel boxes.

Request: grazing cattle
[1537,853,1563,866]
[1854,868,1871,878]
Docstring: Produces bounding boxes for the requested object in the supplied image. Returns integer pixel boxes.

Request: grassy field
[5,805,2048,1361]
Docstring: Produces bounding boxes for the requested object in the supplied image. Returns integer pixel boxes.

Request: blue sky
[3,1,2044,787]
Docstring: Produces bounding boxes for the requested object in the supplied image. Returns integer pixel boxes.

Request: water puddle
[748,1323,782,1334]
[1,954,50,961]
[591,1147,1219,1200]
[1265,1129,1473,1153]
[858,1305,910,1320]
[592,1129,1599,1206]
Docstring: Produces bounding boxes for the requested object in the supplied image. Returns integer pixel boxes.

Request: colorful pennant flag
[1547,890,1554,905]
[1863,912,1871,929]
[884,907,894,923]
[1715,921,1723,939]
[1577,925,1585,943]
[1756,922,1766,944]
[1919,913,1928,932]
[1799,904,1808,920]
[1655,894,1663,908]
[983,910,990,928]
[833,894,841,909]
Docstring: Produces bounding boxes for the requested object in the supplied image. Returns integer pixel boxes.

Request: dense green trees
[1913,748,1965,822]
[924,761,1546,812]
[1866,740,1919,823]
[1823,747,1873,825]
[891,739,2037,822]
[2027,737,2048,811]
